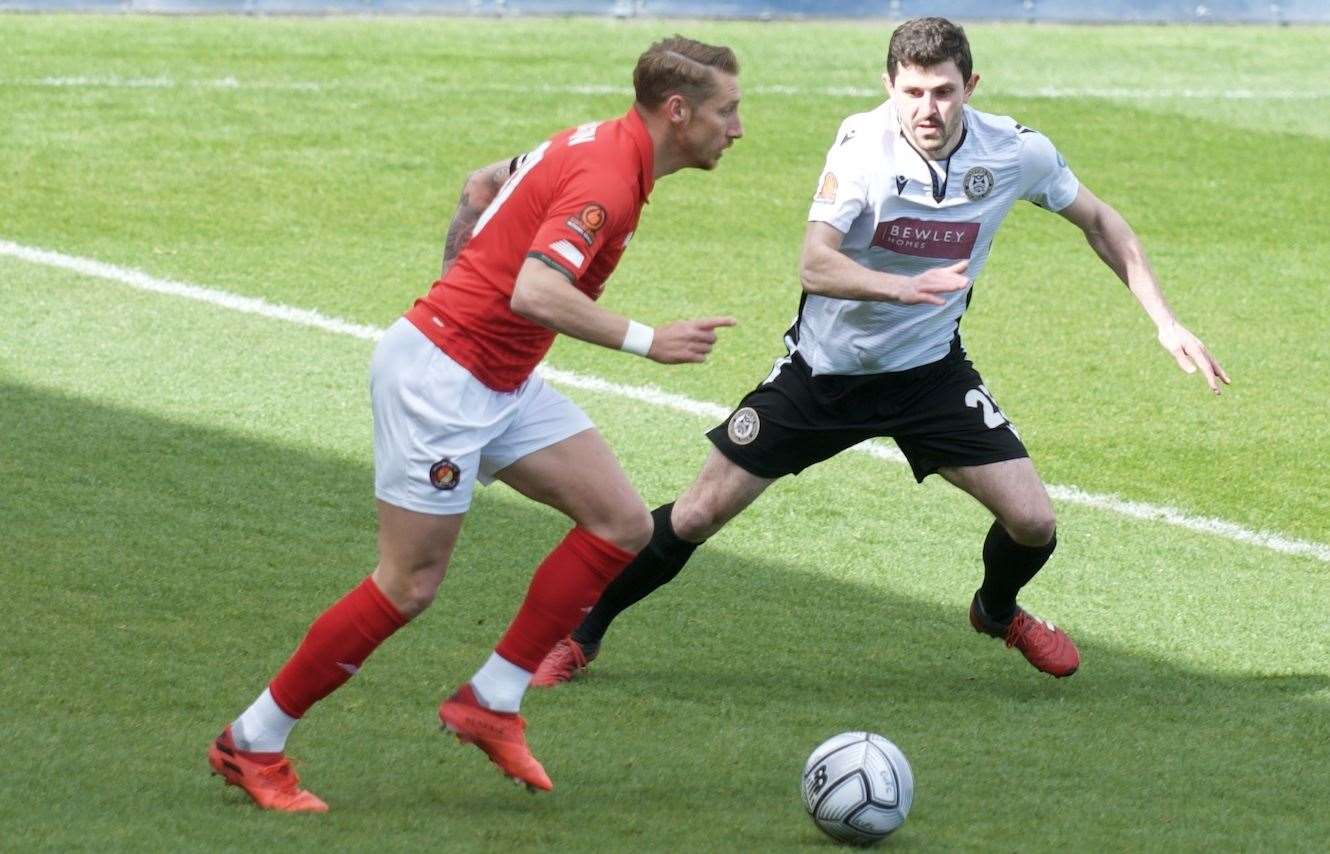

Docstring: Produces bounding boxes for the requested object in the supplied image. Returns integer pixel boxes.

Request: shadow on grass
[3,380,1327,852]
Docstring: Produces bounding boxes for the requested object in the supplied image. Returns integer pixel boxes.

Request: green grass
[2,15,1328,852]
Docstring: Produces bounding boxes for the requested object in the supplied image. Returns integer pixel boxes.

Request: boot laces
[1006,611,1056,651]
[255,758,301,791]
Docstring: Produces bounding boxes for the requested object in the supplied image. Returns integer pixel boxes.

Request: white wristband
[620,320,654,357]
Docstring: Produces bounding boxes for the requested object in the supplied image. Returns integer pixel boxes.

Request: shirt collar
[889,101,969,204]
[623,105,656,201]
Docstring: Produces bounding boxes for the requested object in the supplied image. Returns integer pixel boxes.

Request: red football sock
[495,527,635,671]
[268,575,409,718]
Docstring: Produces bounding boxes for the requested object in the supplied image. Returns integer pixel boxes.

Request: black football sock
[977,520,1057,625]
[571,503,702,650]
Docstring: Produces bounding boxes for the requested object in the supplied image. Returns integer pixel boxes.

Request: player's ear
[964,72,980,101]
[881,71,893,98]
[660,92,687,126]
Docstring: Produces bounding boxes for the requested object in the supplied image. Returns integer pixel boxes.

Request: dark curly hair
[887,17,973,83]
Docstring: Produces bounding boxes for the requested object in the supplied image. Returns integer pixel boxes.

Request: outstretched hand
[1158,321,1231,395]
[648,316,738,364]
[900,260,971,305]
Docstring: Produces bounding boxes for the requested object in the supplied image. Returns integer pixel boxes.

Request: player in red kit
[207,36,743,811]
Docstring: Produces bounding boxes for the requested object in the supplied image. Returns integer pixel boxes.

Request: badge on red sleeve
[565,202,608,246]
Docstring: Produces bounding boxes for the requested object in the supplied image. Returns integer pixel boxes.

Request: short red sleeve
[527,169,635,281]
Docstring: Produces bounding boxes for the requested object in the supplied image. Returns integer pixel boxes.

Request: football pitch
[3,13,1329,851]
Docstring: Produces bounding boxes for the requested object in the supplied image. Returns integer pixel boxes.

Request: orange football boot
[439,684,553,792]
[531,636,596,688]
[208,725,328,813]
[970,590,1080,678]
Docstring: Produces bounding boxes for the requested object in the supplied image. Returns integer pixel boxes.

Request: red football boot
[531,636,596,688]
[208,725,328,812]
[970,591,1080,678]
[439,684,553,792]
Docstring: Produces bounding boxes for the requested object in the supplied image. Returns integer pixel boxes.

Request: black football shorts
[706,341,1028,483]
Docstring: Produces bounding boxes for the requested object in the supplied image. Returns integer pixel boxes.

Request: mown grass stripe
[5,236,1327,564]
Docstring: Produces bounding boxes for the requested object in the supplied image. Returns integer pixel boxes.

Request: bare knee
[1002,509,1057,547]
[671,492,728,543]
[593,503,653,554]
[373,559,447,618]
[399,568,445,615]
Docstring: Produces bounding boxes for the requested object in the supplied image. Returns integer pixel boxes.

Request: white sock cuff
[231,687,298,753]
[469,652,533,713]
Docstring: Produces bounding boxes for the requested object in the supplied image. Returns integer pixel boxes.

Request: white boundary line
[8,76,1329,101]
[4,237,1327,564]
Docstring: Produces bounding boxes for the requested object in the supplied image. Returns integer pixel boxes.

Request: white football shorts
[371,318,594,515]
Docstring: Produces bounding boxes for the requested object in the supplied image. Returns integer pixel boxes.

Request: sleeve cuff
[526,251,576,283]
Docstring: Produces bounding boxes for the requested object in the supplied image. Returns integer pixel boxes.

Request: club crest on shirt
[727,407,761,446]
[565,202,608,246]
[813,172,838,204]
[963,166,995,201]
[579,203,607,232]
[429,458,461,491]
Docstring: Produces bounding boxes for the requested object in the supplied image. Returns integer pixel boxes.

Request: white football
[801,731,914,846]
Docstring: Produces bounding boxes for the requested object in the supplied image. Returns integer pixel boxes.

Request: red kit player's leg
[441,428,649,789]
[212,506,463,812]
[210,575,409,812]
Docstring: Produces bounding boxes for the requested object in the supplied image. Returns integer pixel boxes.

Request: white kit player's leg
[671,448,777,542]
[940,458,1079,678]
[938,457,1055,547]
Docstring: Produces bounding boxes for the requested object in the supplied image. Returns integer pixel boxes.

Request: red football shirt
[405,107,655,392]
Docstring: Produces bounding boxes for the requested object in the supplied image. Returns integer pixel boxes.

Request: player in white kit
[534,17,1229,684]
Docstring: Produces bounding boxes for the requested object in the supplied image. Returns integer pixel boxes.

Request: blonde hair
[633,36,739,109]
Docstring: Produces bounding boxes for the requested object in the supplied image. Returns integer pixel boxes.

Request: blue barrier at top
[1,0,1326,22]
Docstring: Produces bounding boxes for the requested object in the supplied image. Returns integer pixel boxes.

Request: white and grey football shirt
[798,101,1080,374]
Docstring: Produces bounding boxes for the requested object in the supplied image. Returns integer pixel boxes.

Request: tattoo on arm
[442,190,480,275]
[440,158,518,276]
[491,159,515,191]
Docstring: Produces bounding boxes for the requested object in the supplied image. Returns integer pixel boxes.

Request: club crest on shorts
[963,166,995,201]
[429,458,461,491]
[727,407,760,446]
